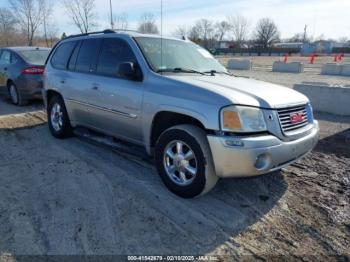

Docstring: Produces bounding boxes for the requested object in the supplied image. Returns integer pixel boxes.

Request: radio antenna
[160,0,163,74]
[109,0,114,29]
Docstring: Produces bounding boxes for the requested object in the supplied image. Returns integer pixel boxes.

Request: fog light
[224,139,244,147]
[254,153,270,170]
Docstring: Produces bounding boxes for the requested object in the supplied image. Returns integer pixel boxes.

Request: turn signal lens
[223,111,242,130]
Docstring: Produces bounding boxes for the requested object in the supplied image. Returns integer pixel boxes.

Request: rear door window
[51,41,76,70]
[11,53,18,64]
[96,38,137,77]
[75,39,101,73]
[68,41,81,71]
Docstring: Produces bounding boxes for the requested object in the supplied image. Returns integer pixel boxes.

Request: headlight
[221,106,267,132]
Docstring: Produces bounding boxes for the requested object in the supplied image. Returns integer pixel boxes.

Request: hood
[166,74,309,109]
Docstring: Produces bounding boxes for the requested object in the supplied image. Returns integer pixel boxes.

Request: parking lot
[0,60,349,258]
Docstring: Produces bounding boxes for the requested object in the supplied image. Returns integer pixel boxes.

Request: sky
[2,0,350,40]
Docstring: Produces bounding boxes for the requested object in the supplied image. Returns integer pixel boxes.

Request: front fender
[142,104,219,155]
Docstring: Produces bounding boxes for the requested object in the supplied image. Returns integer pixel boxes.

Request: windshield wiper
[157,68,205,75]
[203,70,234,76]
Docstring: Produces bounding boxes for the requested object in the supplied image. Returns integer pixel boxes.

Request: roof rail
[66,29,115,39]
[66,29,140,39]
[112,28,140,33]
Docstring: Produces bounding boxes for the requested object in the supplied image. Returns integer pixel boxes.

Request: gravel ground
[218,55,350,88]
[233,70,350,89]
[0,69,349,259]
[0,97,43,117]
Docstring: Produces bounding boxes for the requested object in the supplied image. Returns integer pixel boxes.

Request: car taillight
[22,67,45,75]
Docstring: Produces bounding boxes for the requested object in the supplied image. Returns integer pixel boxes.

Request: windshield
[135,37,227,73]
[18,50,51,65]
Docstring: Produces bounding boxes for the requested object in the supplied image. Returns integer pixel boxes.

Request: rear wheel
[47,95,72,138]
[155,124,218,198]
[8,82,28,106]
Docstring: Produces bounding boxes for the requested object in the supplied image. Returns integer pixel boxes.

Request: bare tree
[215,20,231,41]
[188,24,201,43]
[45,22,58,47]
[0,8,18,46]
[254,18,280,48]
[191,19,215,48]
[187,19,217,48]
[197,19,214,41]
[64,0,97,34]
[115,12,128,30]
[338,37,348,43]
[314,34,325,41]
[172,26,188,38]
[10,0,44,46]
[41,0,54,47]
[138,13,159,34]
[289,33,310,43]
[227,14,249,47]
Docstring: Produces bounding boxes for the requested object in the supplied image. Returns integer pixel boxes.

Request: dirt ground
[0,65,349,260]
[218,55,350,88]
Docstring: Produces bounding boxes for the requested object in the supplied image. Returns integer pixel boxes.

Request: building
[301,40,334,55]
[273,42,303,49]
[216,41,236,49]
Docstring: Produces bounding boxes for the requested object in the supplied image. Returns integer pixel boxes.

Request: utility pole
[109,0,114,29]
[303,25,308,43]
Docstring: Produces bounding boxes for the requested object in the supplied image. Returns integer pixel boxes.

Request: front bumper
[207,121,319,178]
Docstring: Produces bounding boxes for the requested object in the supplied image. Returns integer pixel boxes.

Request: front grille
[277,105,309,134]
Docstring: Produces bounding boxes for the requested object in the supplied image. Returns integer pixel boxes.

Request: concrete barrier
[272,61,304,73]
[341,64,350,76]
[294,83,350,116]
[321,63,342,75]
[227,59,252,70]
[321,63,350,76]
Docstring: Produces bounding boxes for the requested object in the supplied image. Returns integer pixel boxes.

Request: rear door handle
[4,67,7,71]
[92,84,100,90]
[60,79,66,84]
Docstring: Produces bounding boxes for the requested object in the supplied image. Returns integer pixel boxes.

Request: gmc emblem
[290,112,305,124]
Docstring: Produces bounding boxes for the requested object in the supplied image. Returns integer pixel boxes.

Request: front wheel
[155,125,218,198]
[47,95,72,138]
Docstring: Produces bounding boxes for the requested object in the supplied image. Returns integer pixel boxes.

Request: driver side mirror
[118,62,142,81]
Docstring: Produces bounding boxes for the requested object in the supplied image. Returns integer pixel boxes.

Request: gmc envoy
[43,30,319,198]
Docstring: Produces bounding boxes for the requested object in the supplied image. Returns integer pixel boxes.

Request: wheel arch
[45,89,63,108]
[6,79,14,87]
[148,110,208,155]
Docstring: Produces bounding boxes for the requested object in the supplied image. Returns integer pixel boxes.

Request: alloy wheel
[163,140,198,186]
[9,85,18,104]
[50,103,63,131]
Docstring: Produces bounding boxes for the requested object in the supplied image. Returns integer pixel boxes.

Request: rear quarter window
[51,41,77,70]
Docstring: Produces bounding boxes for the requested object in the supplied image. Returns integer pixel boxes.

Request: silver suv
[43,30,319,198]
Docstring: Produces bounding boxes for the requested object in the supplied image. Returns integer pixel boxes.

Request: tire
[8,82,28,106]
[47,95,73,139]
[155,124,218,198]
